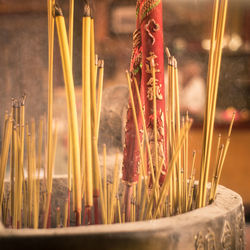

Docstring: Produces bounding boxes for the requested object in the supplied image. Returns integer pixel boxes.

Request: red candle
[122,0,167,185]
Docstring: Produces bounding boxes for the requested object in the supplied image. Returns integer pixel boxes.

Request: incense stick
[54,4,82,225]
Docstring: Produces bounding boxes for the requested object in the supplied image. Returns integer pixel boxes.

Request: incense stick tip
[95,55,99,65]
[53,3,63,17]
[21,94,26,105]
[99,60,104,68]
[165,47,171,58]
[83,3,91,17]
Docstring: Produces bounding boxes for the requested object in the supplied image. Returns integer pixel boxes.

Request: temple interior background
[0,0,250,237]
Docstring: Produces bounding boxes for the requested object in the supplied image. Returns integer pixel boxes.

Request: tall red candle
[122,0,167,185]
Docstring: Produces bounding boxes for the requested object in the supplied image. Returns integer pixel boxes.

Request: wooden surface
[189,126,250,205]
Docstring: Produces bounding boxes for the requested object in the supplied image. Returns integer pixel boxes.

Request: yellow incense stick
[201,0,228,207]
[117,196,122,223]
[126,72,148,182]
[54,5,82,222]
[47,0,55,200]
[126,72,151,221]
[133,77,155,183]
[68,0,74,222]
[13,126,18,228]
[90,18,97,131]
[109,153,119,224]
[68,0,74,64]
[153,120,192,219]
[150,59,159,174]
[103,144,107,221]
[26,125,33,228]
[198,0,228,208]
[10,101,16,226]
[0,116,12,209]
[31,120,39,229]
[82,5,93,208]
[80,13,86,198]
[96,60,104,140]
[64,200,68,227]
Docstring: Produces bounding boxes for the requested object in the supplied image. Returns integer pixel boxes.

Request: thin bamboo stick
[103,144,107,221]
[125,71,149,222]
[172,57,182,213]
[13,126,18,228]
[109,153,119,224]
[153,120,192,219]
[198,0,228,208]
[201,0,228,207]
[117,195,122,223]
[183,112,189,212]
[151,59,159,174]
[47,0,55,203]
[187,151,196,211]
[80,4,87,197]
[145,158,165,220]
[133,77,155,184]
[209,144,224,202]
[209,133,221,199]
[10,100,16,227]
[93,136,102,224]
[26,124,33,228]
[99,170,106,224]
[96,60,104,140]
[82,4,93,209]
[31,119,39,229]
[64,200,68,227]
[67,0,74,228]
[0,117,12,210]
[136,164,142,219]
[197,0,219,208]
[210,113,235,202]
[90,17,100,223]
[68,0,74,64]
[18,96,25,227]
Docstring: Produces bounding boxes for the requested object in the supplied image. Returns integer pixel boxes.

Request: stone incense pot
[0,177,245,250]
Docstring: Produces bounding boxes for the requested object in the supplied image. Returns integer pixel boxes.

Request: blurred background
[0,0,249,227]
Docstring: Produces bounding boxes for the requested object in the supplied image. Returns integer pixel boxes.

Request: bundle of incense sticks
[0,0,234,228]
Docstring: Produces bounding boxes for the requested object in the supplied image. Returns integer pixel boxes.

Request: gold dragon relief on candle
[146,52,163,101]
[147,109,165,169]
[140,0,161,24]
[131,28,142,76]
[145,19,160,45]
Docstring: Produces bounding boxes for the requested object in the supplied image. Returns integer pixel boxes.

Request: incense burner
[0,177,245,250]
